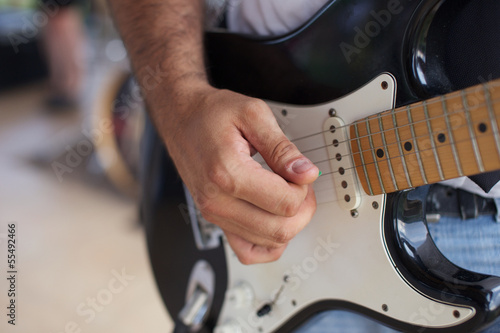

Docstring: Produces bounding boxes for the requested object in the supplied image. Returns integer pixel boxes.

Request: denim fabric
[294,215,500,333]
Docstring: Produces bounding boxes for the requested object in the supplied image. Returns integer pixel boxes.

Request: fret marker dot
[339,167,345,175]
[336,153,342,161]
[376,149,384,158]
[404,142,412,151]
[437,133,446,143]
[478,123,487,133]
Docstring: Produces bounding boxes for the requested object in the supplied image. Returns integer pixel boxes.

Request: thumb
[241,102,319,185]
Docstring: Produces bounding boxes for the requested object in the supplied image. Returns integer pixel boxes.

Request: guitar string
[290,94,499,151]
[284,84,500,146]
[264,110,500,194]
[257,96,500,169]
[257,108,500,187]
[262,129,499,184]
[310,128,500,195]
[278,129,500,208]
[286,82,500,144]
[250,84,500,202]
[250,130,500,210]
[312,109,495,167]
[317,130,499,177]
[300,100,495,157]
[255,109,500,195]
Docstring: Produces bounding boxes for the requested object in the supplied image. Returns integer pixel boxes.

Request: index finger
[220,153,310,217]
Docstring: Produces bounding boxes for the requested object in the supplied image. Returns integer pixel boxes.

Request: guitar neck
[350,79,500,195]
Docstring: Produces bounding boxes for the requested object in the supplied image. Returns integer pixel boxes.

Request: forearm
[109,0,319,265]
[108,0,207,101]
[108,0,211,152]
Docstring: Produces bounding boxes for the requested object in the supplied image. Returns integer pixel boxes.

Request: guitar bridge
[323,116,361,211]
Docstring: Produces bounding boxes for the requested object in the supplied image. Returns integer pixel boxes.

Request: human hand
[154,81,319,264]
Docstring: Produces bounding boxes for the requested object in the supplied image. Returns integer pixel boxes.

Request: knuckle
[275,190,303,217]
[271,225,293,244]
[237,253,254,266]
[268,250,284,262]
[270,140,298,166]
[238,255,256,265]
[242,99,270,123]
[280,198,301,217]
[208,166,237,195]
[245,98,268,114]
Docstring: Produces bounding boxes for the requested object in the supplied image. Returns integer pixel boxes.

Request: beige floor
[0,82,173,332]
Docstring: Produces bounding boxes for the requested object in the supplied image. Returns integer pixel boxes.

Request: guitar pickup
[323,116,361,211]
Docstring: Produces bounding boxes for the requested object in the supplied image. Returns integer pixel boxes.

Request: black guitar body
[141,0,500,331]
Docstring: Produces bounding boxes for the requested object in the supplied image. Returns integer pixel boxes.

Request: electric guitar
[140,0,500,332]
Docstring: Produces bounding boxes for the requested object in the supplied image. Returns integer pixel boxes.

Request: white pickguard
[214,74,475,332]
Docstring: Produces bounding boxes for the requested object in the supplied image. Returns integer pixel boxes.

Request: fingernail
[291,158,315,174]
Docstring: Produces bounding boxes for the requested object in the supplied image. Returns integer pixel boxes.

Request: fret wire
[441,95,463,177]
[289,97,500,153]
[461,90,485,172]
[302,128,500,195]
[317,130,499,178]
[391,109,412,188]
[423,101,445,181]
[312,128,500,177]
[484,83,500,159]
[345,99,498,148]
[298,113,498,163]
[316,131,499,191]
[353,122,374,195]
[406,106,428,184]
[377,114,398,190]
[262,108,500,171]
[288,90,500,145]
[309,101,498,199]
[258,90,500,194]
[365,118,385,193]
[259,95,500,191]
[285,91,500,146]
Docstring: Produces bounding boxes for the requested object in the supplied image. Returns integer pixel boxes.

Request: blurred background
[0,0,173,331]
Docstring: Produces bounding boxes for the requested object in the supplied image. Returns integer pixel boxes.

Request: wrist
[142,72,216,147]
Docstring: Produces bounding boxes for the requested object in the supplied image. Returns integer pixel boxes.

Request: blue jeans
[294,215,500,333]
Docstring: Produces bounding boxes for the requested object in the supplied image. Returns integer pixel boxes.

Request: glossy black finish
[206,0,427,107]
[206,0,500,107]
[384,187,500,332]
[409,0,500,98]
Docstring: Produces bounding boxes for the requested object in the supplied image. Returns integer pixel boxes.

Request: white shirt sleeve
[226,0,329,36]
